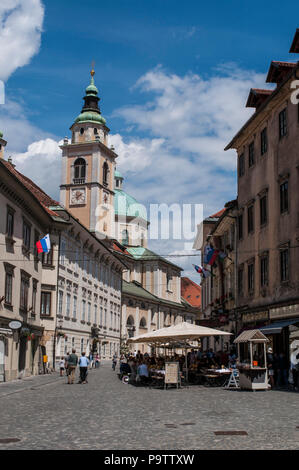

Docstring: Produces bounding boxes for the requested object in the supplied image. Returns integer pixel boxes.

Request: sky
[0,0,299,281]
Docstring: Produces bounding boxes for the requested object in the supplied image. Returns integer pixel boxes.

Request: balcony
[73,178,86,185]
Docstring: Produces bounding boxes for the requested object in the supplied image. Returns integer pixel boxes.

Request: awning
[259,318,299,335]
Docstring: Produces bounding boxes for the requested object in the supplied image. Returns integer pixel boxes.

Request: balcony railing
[73,178,86,185]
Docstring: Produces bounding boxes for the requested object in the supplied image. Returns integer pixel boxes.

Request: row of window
[57,290,120,328]
[238,181,288,239]
[238,108,288,176]
[238,247,289,295]
[60,239,121,291]
[61,336,119,357]
[4,266,51,316]
[6,206,42,255]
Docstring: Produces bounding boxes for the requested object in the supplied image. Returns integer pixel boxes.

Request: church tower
[60,68,117,238]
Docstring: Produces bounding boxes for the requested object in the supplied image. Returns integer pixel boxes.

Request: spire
[74,66,106,125]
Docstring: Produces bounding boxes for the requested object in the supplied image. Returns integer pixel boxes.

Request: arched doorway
[126,315,135,338]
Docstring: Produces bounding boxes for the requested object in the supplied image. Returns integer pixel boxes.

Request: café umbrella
[128,322,232,382]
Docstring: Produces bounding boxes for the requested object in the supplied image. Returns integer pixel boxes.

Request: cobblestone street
[0,362,298,450]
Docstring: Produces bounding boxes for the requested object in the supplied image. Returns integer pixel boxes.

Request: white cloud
[0,0,44,81]
[109,64,269,274]
[11,137,61,200]
[116,65,267,171]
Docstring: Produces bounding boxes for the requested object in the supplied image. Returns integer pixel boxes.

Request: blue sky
[6,0,299,137]
[0,0,298,279]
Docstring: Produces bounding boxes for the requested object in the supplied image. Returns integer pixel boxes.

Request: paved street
[0,362,299,450]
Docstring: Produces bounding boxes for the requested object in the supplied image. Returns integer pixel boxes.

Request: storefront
[259,317,299,365]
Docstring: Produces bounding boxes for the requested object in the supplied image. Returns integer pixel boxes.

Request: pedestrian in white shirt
[78,352,89,384]
[59,357,65,377]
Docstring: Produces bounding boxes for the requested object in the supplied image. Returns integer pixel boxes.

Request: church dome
[75,111,106,125]
[114,170,123,179]
[114,189,148,221]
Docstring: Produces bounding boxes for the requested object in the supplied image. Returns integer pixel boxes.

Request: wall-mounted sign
[9,321,22,330]
[270,304,299,320]
[242,311,268,324]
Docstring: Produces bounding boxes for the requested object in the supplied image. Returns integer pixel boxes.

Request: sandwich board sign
[165,362,179,389]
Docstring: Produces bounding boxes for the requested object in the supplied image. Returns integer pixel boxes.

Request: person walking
[78,352,89,384]
[67,349,78,384]
[59,357,65,377]
[89,352,93,369]
[112,353,117,371]
[95,353,100,368]
[267,347,275,389]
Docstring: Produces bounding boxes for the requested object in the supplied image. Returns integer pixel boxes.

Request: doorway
[18,336,27,375]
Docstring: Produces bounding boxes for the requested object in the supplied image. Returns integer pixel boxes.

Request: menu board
[165,362,179,384]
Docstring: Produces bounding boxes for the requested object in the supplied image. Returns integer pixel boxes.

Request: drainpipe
[53,232,61,371]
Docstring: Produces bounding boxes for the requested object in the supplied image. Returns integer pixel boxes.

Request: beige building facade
[225,29,299,357]
[0,156,66,381]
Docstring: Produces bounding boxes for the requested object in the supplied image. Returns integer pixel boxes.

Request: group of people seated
[118,348,238,386]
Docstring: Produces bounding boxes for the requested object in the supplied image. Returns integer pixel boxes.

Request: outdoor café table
[203,369,232,386]
[149,369,165,388]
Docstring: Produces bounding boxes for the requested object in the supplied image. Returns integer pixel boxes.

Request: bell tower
[60,68,117,238]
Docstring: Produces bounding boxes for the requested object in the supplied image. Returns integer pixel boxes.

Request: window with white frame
[60,239,66,265]
[73,296,77,319]
[66,293,71,317]
[82,300,86,321]
[88,302,91,323]
[58,290,63,315]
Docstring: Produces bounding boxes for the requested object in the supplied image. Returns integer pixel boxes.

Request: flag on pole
[218,251,227,261]
[204,244,214,264]
[193,264,213,278]
[36,234,51,254]
[207,249,219,266]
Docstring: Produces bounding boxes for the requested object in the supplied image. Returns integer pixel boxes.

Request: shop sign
[270,304,299,320]
[242,311,268,324]
[8,321,22,330]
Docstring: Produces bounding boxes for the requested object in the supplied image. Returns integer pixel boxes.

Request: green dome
[114,170,123,179]
[85,77,98,95]
[75,111,106,125]
[114,189,148,221]
[0,131,3,138]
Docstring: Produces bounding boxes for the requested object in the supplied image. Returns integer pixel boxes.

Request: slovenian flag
[204,244,213,264]
[36,234,51,254]
[207,248,219,266]
[193,264,213,278]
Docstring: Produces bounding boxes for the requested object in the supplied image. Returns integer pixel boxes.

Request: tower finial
[91,60,95,78]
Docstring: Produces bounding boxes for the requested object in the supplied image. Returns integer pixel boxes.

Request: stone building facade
[225,29,299,358]
[0,156,66,381]
[193,204,237,352]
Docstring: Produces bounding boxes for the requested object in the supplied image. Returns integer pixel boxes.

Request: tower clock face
[70,188,86,205]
